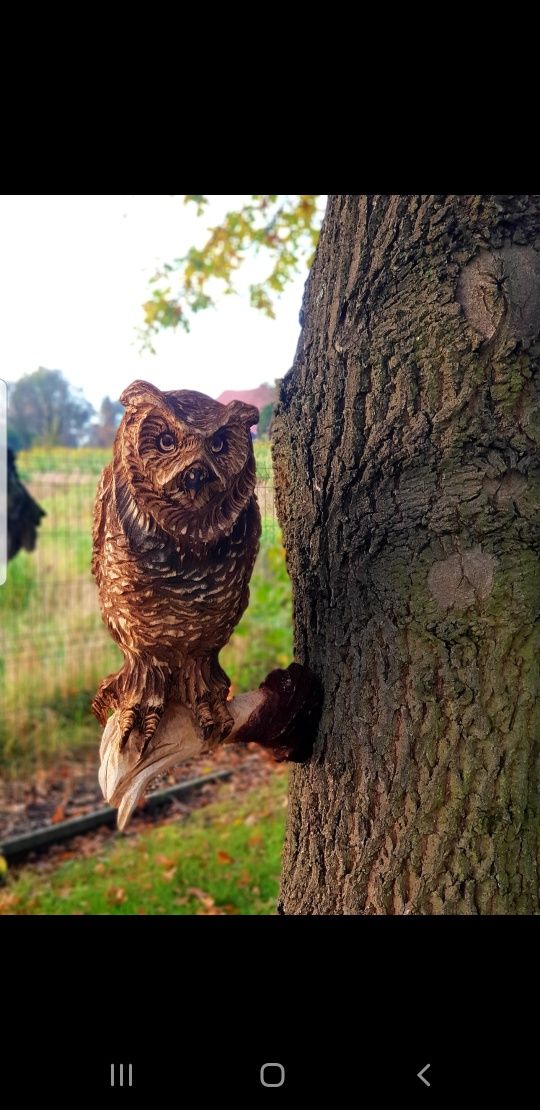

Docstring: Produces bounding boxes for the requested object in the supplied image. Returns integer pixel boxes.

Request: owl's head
[115,380,259,548]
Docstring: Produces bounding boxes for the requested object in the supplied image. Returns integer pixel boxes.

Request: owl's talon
[195,701,234,750]
[119,705,141,748]
[91,693,108,727]
[116,702,165,752]
[141,705,165,753]
[212,701,234,743]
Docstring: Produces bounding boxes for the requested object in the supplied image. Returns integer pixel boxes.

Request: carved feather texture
[92,380,261,748]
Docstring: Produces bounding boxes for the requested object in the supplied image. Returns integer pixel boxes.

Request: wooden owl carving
[91,380,261,750]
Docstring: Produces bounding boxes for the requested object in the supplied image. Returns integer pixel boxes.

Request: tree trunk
[273,195,540,915]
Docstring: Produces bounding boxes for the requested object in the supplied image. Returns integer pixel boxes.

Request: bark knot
[456,245,540,342]
[428,547,497,610]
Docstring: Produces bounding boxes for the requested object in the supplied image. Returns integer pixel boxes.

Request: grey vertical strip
[111,1063,115,1087]
[0,380,6,585]
[120,1063,124,1087]
[129,1064,133,1087]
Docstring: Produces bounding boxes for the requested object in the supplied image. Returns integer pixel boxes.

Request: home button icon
[260,1063,285,1088]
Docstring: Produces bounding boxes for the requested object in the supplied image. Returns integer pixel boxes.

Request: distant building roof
[216,383,276,416]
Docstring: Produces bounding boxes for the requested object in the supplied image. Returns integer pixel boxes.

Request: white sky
[0,195,322,412]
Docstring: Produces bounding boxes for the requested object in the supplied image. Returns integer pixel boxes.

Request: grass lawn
[0,773,289,915]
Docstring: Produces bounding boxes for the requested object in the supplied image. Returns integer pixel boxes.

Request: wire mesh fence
[0,443,290,777]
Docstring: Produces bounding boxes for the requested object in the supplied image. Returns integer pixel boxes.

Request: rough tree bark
[273,195,540,915]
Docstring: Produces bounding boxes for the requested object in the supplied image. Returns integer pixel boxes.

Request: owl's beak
[205,455,228,489]
[181,464,208,498]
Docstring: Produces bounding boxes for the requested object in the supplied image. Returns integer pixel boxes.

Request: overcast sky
[0,195,322,412]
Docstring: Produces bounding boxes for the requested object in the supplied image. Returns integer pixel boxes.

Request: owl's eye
[157,432,176,453]
[210,432,226,454]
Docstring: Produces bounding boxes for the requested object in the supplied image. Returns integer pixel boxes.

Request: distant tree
[8,368,94,448]
[88,395,123,447]
[258,402,275,437]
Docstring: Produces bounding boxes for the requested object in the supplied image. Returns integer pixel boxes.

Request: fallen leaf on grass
[106,887,126,904]
[187,886,215,910]
[0,892,19,911]
[217,851,234,865]
[247,835,263,847]
[162,867,176,882]
[155,855,176,868]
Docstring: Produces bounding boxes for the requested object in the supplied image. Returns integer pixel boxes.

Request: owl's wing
[92,463,113,582]
[234,494,262,619]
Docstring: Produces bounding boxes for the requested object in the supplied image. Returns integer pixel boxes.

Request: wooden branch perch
[99,663,322,830]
